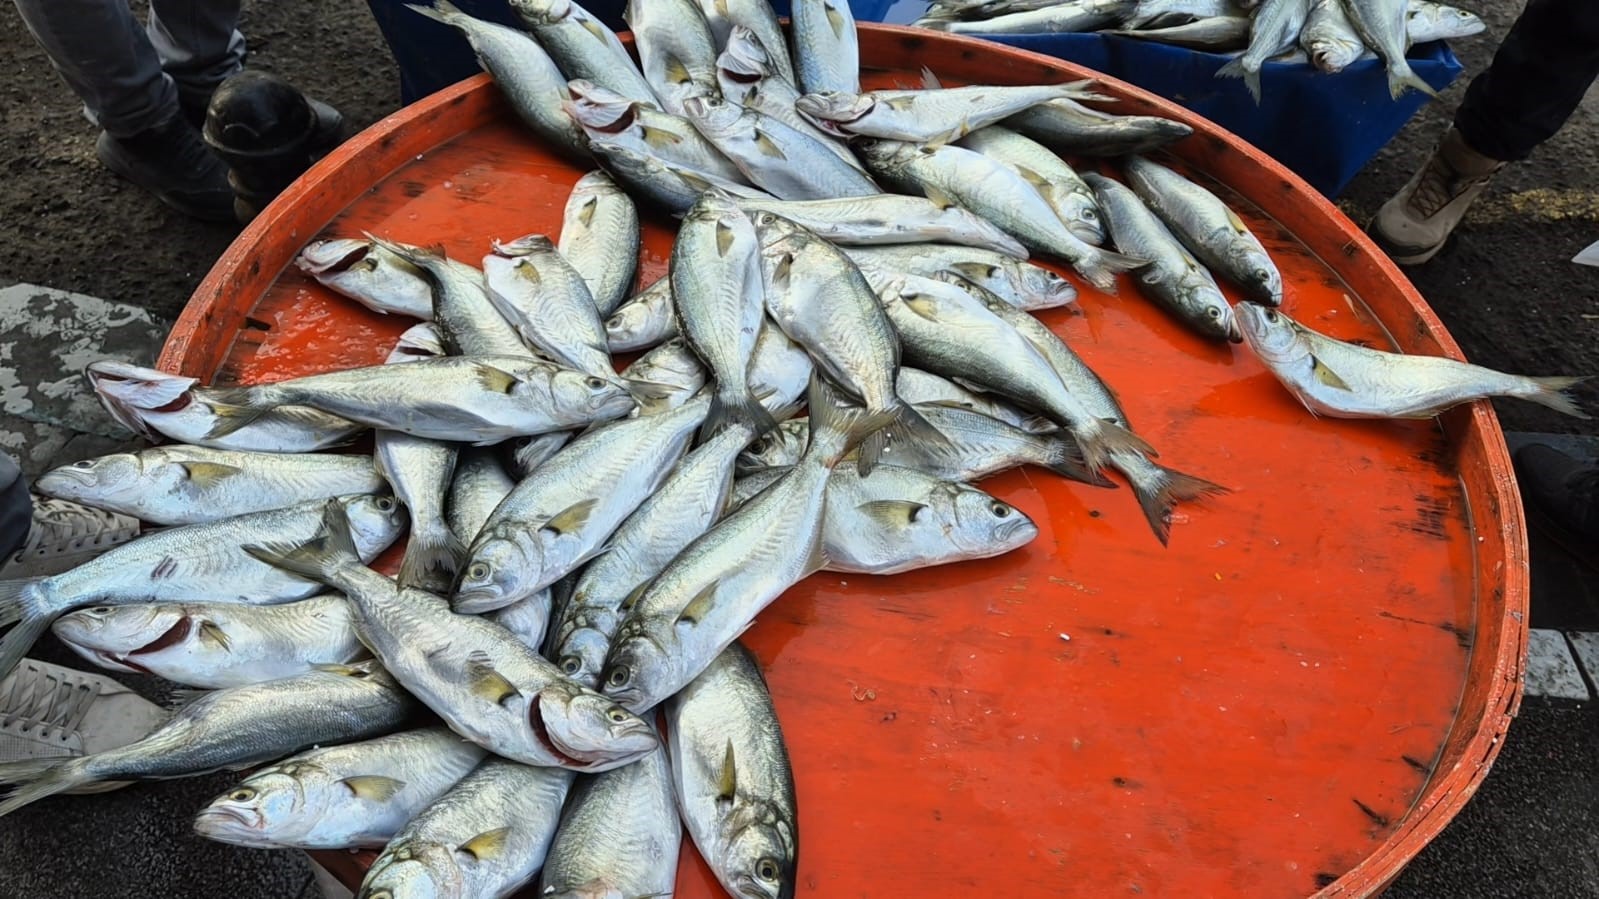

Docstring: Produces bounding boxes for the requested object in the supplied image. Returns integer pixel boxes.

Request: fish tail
[1388,64,1440,101]
[1042,435,1117,487]
[1075,248,1147,295]
[1522,375,1590,419]
[397,517,467,592]
[1071,420,1157,476]
[1126,459,1230,547]
[859,401,950,477]
[241,499,360,584]
[0,758,90,817]
[364,232,446,268]
[0,580,54,681]
[703,385,778,443]
[404,2,460,26]
[201,387,273,439]
[803,377,894,470]
[1215,58,1262,102]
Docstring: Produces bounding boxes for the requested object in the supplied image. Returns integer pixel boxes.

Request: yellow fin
[457,827,511,861]
[473,363,519,395]
[902,293,942,322]
[641,125,683,149]
[715,221,735,257]
[575,197,598,228]
[825,4,846,38]
[198,619,232,651]
[714,0,729,14]
[578,17,609,43]
[857,500,927,528]
[771,252,793,290]
[664,55,691,86]
[923,185,957,210]
[884,96,916,112]
[677,170,714,192]
[619,579,650,612]
[1224,205,1248,234]
[340,775,406,801]
[515,258,543,285]
[543,498,597,536]
[468,656,519,706]
[753,129,788,160]
[1013,165,1050,190]
[1310,355,1352,391]
[178,461,243,489]
[717,739,738,802]
[676,582,718,626]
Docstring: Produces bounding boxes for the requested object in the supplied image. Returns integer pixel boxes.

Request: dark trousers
[0,455,29,562]
[1455,0,1599,162]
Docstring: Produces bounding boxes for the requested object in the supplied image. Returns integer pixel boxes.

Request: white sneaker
[0,658,167,793]
[0,495,141,580]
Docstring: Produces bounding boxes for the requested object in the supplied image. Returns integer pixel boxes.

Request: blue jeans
[0,455,27,562]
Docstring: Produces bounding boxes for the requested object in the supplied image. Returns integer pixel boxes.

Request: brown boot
[1368,128,1505,266]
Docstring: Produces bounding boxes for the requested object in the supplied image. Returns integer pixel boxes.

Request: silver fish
[194,728,487,850]
[749,321,815,416]
[203,355,635,445]
[52,595,362,689]
[667,643,798,899]
[626,0,720,116]
[406,1,588,158]
[930,0,1131,34]
[0,494,402,682]
[1004,99,1193,157]
[605,276,678,352]
[456,396,708,612]
[0,661,416,816]
[376,336,464,593]
[716,26,867,173]
[1216,0,1312,101]
[587,136,770,214]
[735,195,1028,258]
[509,0,658,105]
[565,79,749,184]
[559,170,640,316]
[1122,156,1281,306]
[486,593,554,652]
[361,759,573,899]
[791,0,860,95]
[699,0,796,84]
[622,337,708,414]
[735,417,809,472]
[248,502,659,772]
[447,448,516,547]
[1408,2,1485,43]
[895,367,1046,431]
[956,125,1104,246]
[855,138,1141,291]
[683,94,880,200]
[1122,0,1243,28]
[1301,0,1366,72]
[1340,0,1438,99]
[482,234,612,378]
[295,238,434,320]
[506,431,573,480]
[1083,172,1240,342]
[87,361,364,453]
[365,238,530,359]
[34,446,384,527]
[846,244,1078,311]
[1237,304,1588,420]
[1108,16,1252,50]
[920,0,1067,20]
[797,81,1102,145]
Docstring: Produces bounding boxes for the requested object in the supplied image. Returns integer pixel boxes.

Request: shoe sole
[94,134,238,224]
[1366,226,1446,267]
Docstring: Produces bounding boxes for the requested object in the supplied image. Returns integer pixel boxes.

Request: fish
[928,0,1131,34]
[0,661,417,817]
[749,319,817,417]
[1004,99,1193,157]
[447,448,516,547]
[405,1,588,158]
[508,0,658,106]
[1108,15,1253,50]
[735,195,1029,258]
[600,378,886,713]
[796,80,1103,145]
[754,211,946,474]
[790,0,860,95]
[671,192,776,439]
[682,94,881,201]
[482,234,613,378]
[1236,304,1589,420]
[735,417,810,472]
[1216,0,1313,102]
[625,0,720,116]
[200,355,636,445]
[506,431,573,480]
[565,79,750,185]
[845,244,1078,311]
[1407,2,1485,43]
[666,643,799,899]
[955,125,1104,246]
[364,238,531,359]
[1083,172,1241,342]
[1339,0,1439,100]
[193,728,487,850]
[920,0,1070,20]
[895,367,1048,432]
[1122,156,1282,306]
[52,595,364,689]
[558,170,640,316]
[733,465,1039,574]
[247,502,660,771]
[699,0,796,85]
[294,238,434,320]
[375,334,464,593]
[605,276,679,353]
[456,396,708,612]
[1122,0,1244,28]
[1301,0,1366,72]
[360,759,573,899]
[876,274,1153,474]
[539,743,680,899]
[548,420,754,689]
[716,27,869,173]
[34,446,385,527]
[87,361,364,453]
[855,138,1141,291]
[587,136,770,214]
[0,494,403,682]
[622,337,709,414]
[486,592,554,652]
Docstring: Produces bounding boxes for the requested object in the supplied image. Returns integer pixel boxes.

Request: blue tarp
[366,0,1461,196]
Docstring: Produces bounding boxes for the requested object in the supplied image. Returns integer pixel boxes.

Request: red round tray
[159,24,1526,899]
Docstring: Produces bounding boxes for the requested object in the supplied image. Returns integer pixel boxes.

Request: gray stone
[1566,632,1599,689]
[1525,629,1591,701]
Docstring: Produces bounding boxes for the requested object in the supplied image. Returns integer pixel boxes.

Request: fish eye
[72,460,94,469]
[991,502,1013,518]
[749,437,769,454]
[757,858,780,882]
[468,562,490,581]
[605,315,623,329]
[1207,307,1222,319]
[605,666,630,689]
[606,707,629,723]
[1082,209,1098,221]
[1264,310,1280,323]
[559,656,582,675]
[1254,268,1271,281]
[228,787,256,802]
[585,376,608,389]
[375,497,396,511]
[89,606,113,615]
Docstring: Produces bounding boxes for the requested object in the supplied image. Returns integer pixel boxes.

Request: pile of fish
[0,2,1586,898]
[915,0,1485,100]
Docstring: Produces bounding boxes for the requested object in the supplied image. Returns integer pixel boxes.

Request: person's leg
[0,455,30,563]
[146,0,246,123]
[10,0,177,138]
[1514,444,1599,565]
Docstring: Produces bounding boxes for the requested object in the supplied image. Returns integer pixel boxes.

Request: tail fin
[1215,58,1262,104]
[404,2,460,27]
[201,387,272,440]
[1075,248,1147,295]
[1124,459,1230,546]
[397,518,467,592]
[0,758,89,818]
[242,499,361,585]
[702,385,778,443]
[802,377,894,470]
[1070,420,1158,476]
[859,401,951,477]
[1042,435,1117,488]
[1522,375,1590,419]
[0,580,51,680]
[1388,64,1440,101]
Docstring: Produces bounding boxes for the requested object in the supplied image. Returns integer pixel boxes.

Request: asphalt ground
[0,1,1595,897]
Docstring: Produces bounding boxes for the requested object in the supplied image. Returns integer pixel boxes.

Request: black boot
[95,113,235,223]
[201,71,350,225]
[1514,444,1599,563]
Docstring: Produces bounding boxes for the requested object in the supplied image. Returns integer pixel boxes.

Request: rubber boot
[201,71,351,225]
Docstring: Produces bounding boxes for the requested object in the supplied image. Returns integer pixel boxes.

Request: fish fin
[675,169,715,193]
[340,774,407,801]
[0,611,51,684]
[857,500,928,528]
[542,498,598,536]
[619,579,650,613]
[473,362,520,395]
[466,653,520,706]
[0,758,89,818]
[806,535,831,574]
[1043,436,1117,487]
[664,54,692,86]
[1309,354,1353,391]
[1224,205,1249,234]
[703,386,779,443]
[920,66,943,90]
[824,3,846,38]
[1013,165,1051,191]
[457,826,512,861]
[1071,421,1157,477]
[398,520,467,592]
[241,499,361,584]
[676,582,719,626]
[859,400,949,476]
[404,3,456,26]
[752,129,788,160]
[0,578,34,629]
[577,16,610,43]
[641,125,682,149]
[770,252,794,291]
[200,389,271,439]
[1075,248,1148,295]
[197,619,232,652]
[900,291,944,323]
[716,739,738,802]
[1128,462,1230,547]
[803,376,894,470]
[923,185,959,210]
[573,196,598,227]
[1523,375,1590,419]
[1215,57,1262,103]
[715,220,735,256]
[1388,66,1440,101]
[177,461,243,489]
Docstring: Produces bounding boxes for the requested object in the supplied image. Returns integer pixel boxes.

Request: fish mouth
[994,517,1039,545]
[1225,316,1245,344]
[194,805,265,835]
[528,691,590,769]
[720,67,762,85]
[314,243,369,274]
[87,650,146,675]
